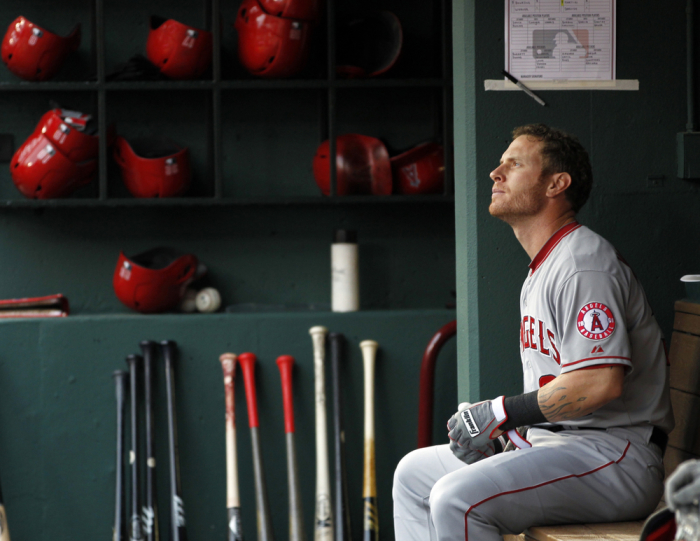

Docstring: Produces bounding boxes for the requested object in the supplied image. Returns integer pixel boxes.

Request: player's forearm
[537,366,624,423]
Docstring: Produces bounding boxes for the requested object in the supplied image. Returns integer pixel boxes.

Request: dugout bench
[504,299,700,541]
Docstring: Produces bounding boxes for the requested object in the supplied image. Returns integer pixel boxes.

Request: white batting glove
[666,459,700,510]
[447,397,507,450]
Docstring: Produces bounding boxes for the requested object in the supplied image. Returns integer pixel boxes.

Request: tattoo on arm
[538,386,595,422]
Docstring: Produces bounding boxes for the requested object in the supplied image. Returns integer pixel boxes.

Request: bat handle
[140,340,159,541]
[309,326,328,359]
[276,355,295,434]
[160,340,187,541]
[276,355,305,541]
[360,340,379,541]
[113,370,128,541]
[329,333,352,541]
[219,353,243,541]
[126,354,144,541]
[237,352,259,428]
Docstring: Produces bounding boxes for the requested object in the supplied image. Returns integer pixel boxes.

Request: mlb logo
[403,163,420,187]
[52,124,70,144]
[182,29,198,49]
[28,27,43,46]
[38,144,55,164]
[165,158,179,176]
[119,261,132,281]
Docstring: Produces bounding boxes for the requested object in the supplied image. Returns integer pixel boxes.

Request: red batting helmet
[10,131,97,199]
[113,248,198,313]
[336,11,402,78]
[390,142,444,195]
[313,134,392,196]
[258,0,320,21]
[234,0,312,78]
[1,16,81,81]
[146,16,213,80]
[113,136,191,198]
[33,108,104,163]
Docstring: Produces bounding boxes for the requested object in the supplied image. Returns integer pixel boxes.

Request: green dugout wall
[0,0,456,539]
[454,0,700,403]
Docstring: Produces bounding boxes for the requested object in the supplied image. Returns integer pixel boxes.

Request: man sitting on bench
[393,124,674,541]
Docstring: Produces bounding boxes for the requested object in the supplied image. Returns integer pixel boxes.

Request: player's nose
[490,165,505,182]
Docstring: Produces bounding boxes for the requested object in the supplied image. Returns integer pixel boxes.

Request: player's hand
[666,459,700,510]
[449,438,498,464]
[447,397,507,450]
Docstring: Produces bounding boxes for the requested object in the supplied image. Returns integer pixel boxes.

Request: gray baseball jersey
[393,222,672,541]
[520,221,673,433]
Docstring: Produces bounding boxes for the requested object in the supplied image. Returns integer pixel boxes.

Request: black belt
[534,425,668,454]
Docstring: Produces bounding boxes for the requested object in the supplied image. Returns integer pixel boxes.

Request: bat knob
[309,325,328,336]
[276,354,295,369]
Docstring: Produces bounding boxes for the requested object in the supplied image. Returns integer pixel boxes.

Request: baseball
[195,287,221,313]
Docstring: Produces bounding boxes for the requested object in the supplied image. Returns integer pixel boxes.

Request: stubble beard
[489,186,547,225]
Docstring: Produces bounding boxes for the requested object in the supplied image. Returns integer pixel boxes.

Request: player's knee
[430,472,477,526]
[431,476,457,514]
[393,448,423,496]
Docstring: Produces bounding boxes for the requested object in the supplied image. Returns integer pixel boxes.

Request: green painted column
[452,0,481,402]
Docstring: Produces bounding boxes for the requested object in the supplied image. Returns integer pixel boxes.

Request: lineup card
[505,0,616,81]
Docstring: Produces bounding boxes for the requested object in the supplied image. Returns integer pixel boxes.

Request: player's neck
[512,210,577,260]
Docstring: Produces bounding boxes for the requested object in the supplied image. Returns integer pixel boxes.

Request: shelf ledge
[484,79,639,91]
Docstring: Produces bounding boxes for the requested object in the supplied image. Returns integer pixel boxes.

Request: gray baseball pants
[393,427,664,541]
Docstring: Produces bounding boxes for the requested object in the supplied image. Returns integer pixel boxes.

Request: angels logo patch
[577,302,616,341]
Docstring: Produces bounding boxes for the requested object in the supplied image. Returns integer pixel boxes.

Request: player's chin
[488,201,507,218]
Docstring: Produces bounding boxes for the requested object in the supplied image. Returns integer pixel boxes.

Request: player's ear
[546,172,572,198]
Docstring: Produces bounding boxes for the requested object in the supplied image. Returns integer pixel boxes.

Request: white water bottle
[331,229,359,312]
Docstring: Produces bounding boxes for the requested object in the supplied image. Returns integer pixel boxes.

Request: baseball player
[393,124,674,540]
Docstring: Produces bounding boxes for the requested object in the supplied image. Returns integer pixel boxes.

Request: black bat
[126,354,144,541]
[161,340,188,541]
[140,341,159,541]
[113,370,128,541]
[330,333,352,541]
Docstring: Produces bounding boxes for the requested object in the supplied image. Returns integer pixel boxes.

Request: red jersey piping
[529,221,582,273]
[463,441,631,541]
[562,356,631,368]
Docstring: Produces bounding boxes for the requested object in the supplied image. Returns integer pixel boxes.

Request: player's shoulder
[560,225,624,275]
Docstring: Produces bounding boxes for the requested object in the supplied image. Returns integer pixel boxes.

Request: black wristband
[500,390,547,431]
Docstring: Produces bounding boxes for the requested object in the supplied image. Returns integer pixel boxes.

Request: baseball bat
[140,341,159,541]
[276,355,304,541]
[126,354,145,541]
[113,370,129,541]
[309,326,333,541]
[219,353,244,541]
[329,333,351,541]
[360,340,379,541]
[0,475,10,541]
[161,340,188,541]
[238,352,274,541]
